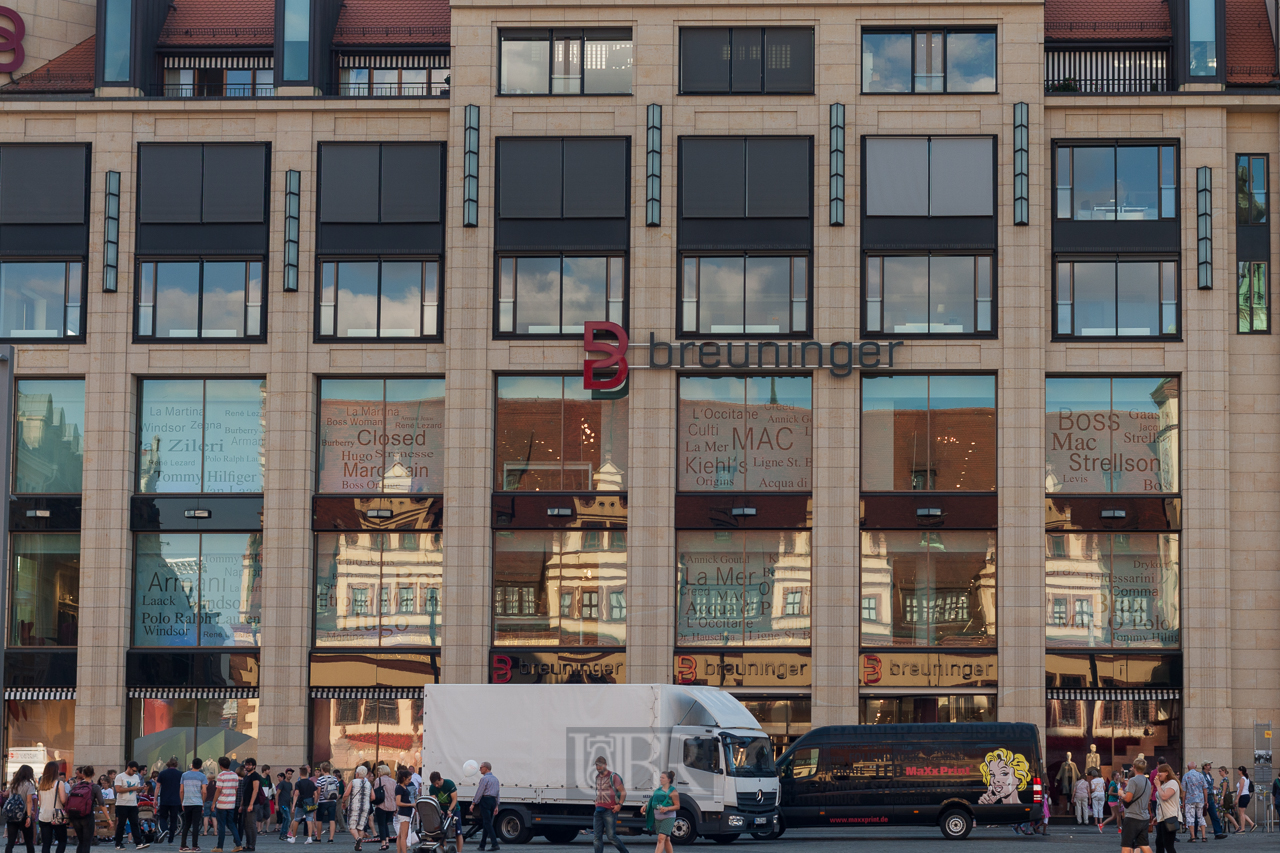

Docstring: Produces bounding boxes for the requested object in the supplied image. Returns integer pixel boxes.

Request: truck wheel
[669,809,697,846]
[709,834,740,844]
[750,813,785,840]
[496,810,533,845]
[939,808,973,841]
[542,827,578,844]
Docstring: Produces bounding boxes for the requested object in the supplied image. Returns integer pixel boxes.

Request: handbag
[406,830,420,847]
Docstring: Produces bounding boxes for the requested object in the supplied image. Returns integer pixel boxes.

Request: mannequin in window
[1085,744,1101,772]
[1056,752,1081,814]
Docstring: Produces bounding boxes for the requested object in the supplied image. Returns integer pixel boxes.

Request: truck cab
[668,726,779,843]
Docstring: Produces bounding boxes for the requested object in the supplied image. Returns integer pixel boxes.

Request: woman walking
[392,771,413,853]
[1099,771,1122,832]
[5,765,37,853]
[639,771,679,853]
[343,767,371,851]
[1217,767,1239,832]
[1153,764,1181,853]
[35,762,69,853]
[1235,767,1257,833]
[372,767,395,852]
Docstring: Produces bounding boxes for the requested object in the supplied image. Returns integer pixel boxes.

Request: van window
[823,746,895,788]
[788,747,818,779]
[683,737,721,773]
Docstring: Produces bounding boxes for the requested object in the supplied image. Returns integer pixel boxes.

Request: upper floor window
[0,262,83,341]
[680,255,808,336]
[317,377,445,494]
[136,259,264,340]
[679,28,814,94]
[1238,262,1269,334]
[319,260,439,340]
[1055,259,1178,338]
[499,29,633,95]
[161,68,274,97]
[862,29,996,93]
[864,136,994,217]
[1188,0,1217,77]
[1055,143,1177,221]
[340,66,450,97]
[865,254,992,336]
[138,378,265,494]
[1237,155,1267,225]
[14,379,85,494]
[498,256,624,336]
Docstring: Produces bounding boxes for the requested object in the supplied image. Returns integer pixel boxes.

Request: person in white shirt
[1088,769,1106,826]
[113,761,149,851]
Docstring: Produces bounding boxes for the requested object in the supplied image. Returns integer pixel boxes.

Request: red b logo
[583,321,628,390]
[675,655,697,685]
[491,654,512,684]
[0,8,25,75]
[861,654,882,685]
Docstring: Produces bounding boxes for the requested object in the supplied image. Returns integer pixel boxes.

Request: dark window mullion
[511,258,519,334]
[195,259,205,338]
[558,255,566,334]
[578,35,586,94]
[199,378,208,493]
[374,259,383,338]
[940,28,949,93]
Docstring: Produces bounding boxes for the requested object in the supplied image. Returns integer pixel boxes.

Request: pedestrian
[371,768,395,852]
[468,763,498,853]
[591,757,628,853]
[112,762,148,852]
[1216,767,1238,832]
[155,759,183,846]
[36,761,69,853]
[201,772,216,839]
[255,769,271,836]
[1100,771,1122,832]
[274,775,292,841]
[100,774,116,840]
[179,759,206,853]
[239,760,263,853]
[211,758,241,853]
[1153,764,1181,853]
[6,764,38,853]
[1200,763,1226,839]
[1119,758,1152,853]
[1181,761,1206,842]
[343,768,371,852]
[288,765,318,845]
[1089,768,1106,827]
[1234,766,1256,833]
[66,768,105,853]
[392,771,413,853]
[1072,772,1090,824]
[639,771,678,853]
[426,773,460,853]
[314,764,340,844]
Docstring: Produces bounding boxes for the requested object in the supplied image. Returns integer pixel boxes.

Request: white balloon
[462,760,479,779]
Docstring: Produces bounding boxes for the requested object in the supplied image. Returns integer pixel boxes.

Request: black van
[771,722,1044,840]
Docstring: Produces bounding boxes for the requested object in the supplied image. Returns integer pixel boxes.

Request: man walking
[314,764,340,843]
[179,759,207,852]
[1119,758,1152,853]
[469,763,499,852]
[591,757,628,853]
[212,758,242,853]
[275,773,293,840]
[68,767,107,853]
[239,760,263,853]
[114,761,150,851]
[156,758,183,846]
[1182,761,1207,842]
[289,766,319,844]
[1201,762,1227,839]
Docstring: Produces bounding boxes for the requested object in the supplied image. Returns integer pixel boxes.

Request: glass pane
[1045,377,1114,494]
[1253,262,1269,331]
[202,379,264,492]
[1116,147,1159,220]
[1056,146,1072,219]
[317,379,385,493]
[0,262,68,338]
[862,32,911,92]
[372,69,399,97]
[763,28,814,93]
[10,533,79,647]
[194,697,258,770]
[744,376,813,491]
[133,533,201,646]
[552,35,582,94]
[384,378,446,492]
[676,375,746,491]
[311,697,422,779]
[198,533,262,646]
[1160,146,1177,219]
[561,380,628,492]
[382,533,444,646]
[514,257,562,334]
[501,36,550,94]
[697,257,745,334]
[224,69,252,97]
[1188,0,1217,76]
[929,255,975,333]
[859,530,996,646]
[1116,262,1160,336]
[731,28,763,93]
[282,0,310,80]
[129,698,197,772]
[561,257,608,333]
[1110,377,1179,493]
[138,379,206,493]
[881,256,928,334]
[379,262,423,337]
[200,262,246,338]
[495,376,565,491]
[861,374,928,491]
[945,32,995,92]
[14,379,85,494]
[1072,261,1117,336]
[102,0,132,81]
[680,28,731,93]
[314,532,380,646]
[400,68,427,96]
[744,257,790,334]
[336,261,379,337]
[1071,147,1116,221]
[584,36,633,94]
[1237,156,1251,224]
[153,262,201,338]
[1110,533,1180,647]
[5,700,74,778]
[928,375,996,491]
[1252,156,1267,223]
[913,31,943,92]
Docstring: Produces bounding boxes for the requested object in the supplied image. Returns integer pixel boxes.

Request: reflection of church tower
[140,435,162,492]
[383,456,412,492]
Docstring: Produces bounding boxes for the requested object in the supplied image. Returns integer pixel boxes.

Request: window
[161,68,274,97]
[0,262,83,341]
[865,255,992,335]
[6,700,74,777]
[315,531,444,647]
[317,378,444,493]
[861,374,996,492]
[1046,533,1179,648]
[319,143,443,226]
[311,696,423,777]
[495,375,627,491]
[282,0,310,80]
[138,378,265,493]
[864,136,994,217]
[1055,144,1177,221]
[677,375,812,492]
[609,590,626,621]
[129,696,257,770]
[132,533,262,647]
[497,137,627,219]
[784,590,803,616]
[138,144,267,226]
[677,530,811,646]
[681,138,811,219]
[859,530,996,646]
[1237,155,1267,224]
[497,256,624,335]
[101,0,132,81]
[683,737,721,773]
[14,379,85,494]
[680,256,808,336]
[318,260,440,339]
[862,596,877,622]
[679,28,814,94]
[1238,262,1269,333]
[10,534,79,647]
[136,260,264,340]
[1045,376,1180,494]
[1055,259,1178,338]
[1188,0,1217,77]
[499,29,633,94]
[493,530,626,646]
[339,66,450,97]
[862,29,996,93]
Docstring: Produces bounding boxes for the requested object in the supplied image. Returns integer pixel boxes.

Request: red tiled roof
[2,35,95,93]
[1226,0,1278,84]
[1044,0,1171,41]
[158,0,274,48]
[332,0,450,47]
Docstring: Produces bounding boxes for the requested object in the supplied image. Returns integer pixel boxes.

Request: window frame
[678,27,816,95]
[676,253,812,339]
[133,257,267,343]
[497,28,635,96]
[12,377,86,495]
[338,65,451,98]
[1236,153,1268,226]
[1238,260,1270,334]
[160,68,275,98]
[8,532,80,649]
[1052,140,1180,223]
[0,258,88,344]
[860,27,998,94]
[862,251,996,338]
[1052,255,1181,341]
[493,253,628,340]
[314,256,444,342]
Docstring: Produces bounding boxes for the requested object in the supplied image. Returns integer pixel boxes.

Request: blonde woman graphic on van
[978,748,1032,804]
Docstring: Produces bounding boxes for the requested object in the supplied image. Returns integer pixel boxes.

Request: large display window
[4,699,74,778]
[676,530,811,646]
[861,695,994,724]
[859,530,996,647]
[314,532,443,647]
[10,534,79,647]
[311,696,423,777]
[14,380,85,494]
[1045,376,1179,494]
[138,379,265,493]
[129,696,258,772]
[317,378,444,493]
[133,533,262,648]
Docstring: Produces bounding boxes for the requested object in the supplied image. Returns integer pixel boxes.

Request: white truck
[421,684,779,846]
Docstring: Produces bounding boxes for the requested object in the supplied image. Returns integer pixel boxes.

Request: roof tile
[1045,0,1171,41]
[158,0,274,48]
[332,0,449,47]
[1226,0,1278,84]
[1,35,95,93]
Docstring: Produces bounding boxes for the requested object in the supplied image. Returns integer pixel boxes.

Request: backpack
[3,791,27,823]
[65,782,94,819]
[320,776,340,803]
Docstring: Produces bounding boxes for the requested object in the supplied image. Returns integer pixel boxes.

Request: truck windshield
[721,734,776,777]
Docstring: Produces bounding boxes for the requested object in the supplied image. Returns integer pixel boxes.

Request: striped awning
[162,56,274,69]
[1047,688,1180,701]
[338,54,449,69]
[311,687,422,700]
[4,688,74,701]
[128,687,257,700]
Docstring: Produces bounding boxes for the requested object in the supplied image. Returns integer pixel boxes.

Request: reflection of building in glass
[494,381,628,492]
[311,696,424,776]
[15,392,84,493]
[130,696,259,774]
[863,406,996,491]
[316,531,444,647]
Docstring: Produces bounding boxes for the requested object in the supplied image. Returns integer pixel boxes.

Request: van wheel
[709,833,740,844]
[542,827,578,844]
[669,810,697,846]
[496,810,533,845]
[939,809,973,841]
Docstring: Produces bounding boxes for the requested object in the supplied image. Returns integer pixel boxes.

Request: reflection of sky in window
[929,375,994,410]
[862,374,926,412]
[321,377,382,404]
[944,33,996,92]
[680,375,745,405]
[862,33,911,92]
[746,376,811,410]
[497,375,565,401]
[386,378,444,404]
[1112,377,1176,419]
[1045,377,1111,414]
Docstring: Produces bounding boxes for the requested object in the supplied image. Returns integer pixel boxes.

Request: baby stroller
[412,795,456,853]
